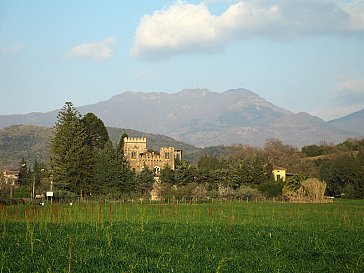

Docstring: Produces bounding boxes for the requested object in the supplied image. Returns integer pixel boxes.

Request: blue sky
[0,0,363,120]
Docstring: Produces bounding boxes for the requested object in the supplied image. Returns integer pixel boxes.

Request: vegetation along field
[1,200,363,272]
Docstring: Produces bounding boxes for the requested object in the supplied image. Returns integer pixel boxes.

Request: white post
[10,182,13,199]
[50,179,53,204]
[32,176,35,200]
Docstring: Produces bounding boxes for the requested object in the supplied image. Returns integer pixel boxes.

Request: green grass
[1,200,363,272]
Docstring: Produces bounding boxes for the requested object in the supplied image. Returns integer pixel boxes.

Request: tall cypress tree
[49,102,94,195]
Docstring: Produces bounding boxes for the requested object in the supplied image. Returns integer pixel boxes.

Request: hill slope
[328,109,364,135]
[0,125,51,169]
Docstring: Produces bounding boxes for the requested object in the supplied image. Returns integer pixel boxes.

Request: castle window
[154,166,161,175]
[132,151,136,159]
[165,152,170,159]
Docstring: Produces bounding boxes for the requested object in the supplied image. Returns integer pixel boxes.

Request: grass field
[1,200,363,272]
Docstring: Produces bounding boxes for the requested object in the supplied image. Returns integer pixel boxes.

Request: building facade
[1,170,19,193]
[2,170,18,185]
[272,167,286,182]
[123,136,181,174]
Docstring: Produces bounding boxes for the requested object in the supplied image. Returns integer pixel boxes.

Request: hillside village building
[123,136,182,174]
[0,170,19,193]
[2,170,18,185]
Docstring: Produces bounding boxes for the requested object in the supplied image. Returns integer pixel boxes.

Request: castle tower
[122,136,179,174]
[160,147,175,170]
[123,136,147,172]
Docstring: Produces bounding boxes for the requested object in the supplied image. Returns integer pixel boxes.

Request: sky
[0,0,363,120]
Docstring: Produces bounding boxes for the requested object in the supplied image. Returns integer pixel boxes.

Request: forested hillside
[0,124,243,169]
[0,125,201,169]
[0,125,51,169]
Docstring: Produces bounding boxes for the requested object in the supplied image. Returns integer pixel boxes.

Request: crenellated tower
[123,136,179,174]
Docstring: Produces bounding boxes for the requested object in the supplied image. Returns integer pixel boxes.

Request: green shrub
[236,185,261,199]
[12,186,30,198]
[258,181,284,197]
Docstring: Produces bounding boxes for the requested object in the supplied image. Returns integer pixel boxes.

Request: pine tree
[116,133,128,166]
[134,168,154,195]
[115,133,135,193]
[32,160,47,192]
[81,112,109,150]
[49,102,95,195]
[160,165,175,185]
[93,140,119,194]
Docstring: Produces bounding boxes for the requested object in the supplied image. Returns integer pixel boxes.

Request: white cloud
[132,2,220,59]
[313,104,364,121]
[67,37,116,62]
[341,0,364,31]
[132,0,364,59]
[335,77,364,105]
[316,76,364,120]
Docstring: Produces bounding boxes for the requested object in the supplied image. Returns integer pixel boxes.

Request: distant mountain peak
[223,88,257,96]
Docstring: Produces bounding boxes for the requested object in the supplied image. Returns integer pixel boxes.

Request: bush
[301,178,326,202]
[236,185,261,199]
[192,183,209,200]
[284,178,327,203]
[12,186,30,198]
[54,190,77,201]
[217,184,235,199]
[258,181,284,197]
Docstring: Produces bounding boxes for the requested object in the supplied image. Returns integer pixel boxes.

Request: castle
[123,136,182,174]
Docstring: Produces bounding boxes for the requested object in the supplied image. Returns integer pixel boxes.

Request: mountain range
[0,88,362,147]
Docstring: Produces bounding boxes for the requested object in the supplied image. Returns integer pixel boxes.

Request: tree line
[2,102,363,200]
